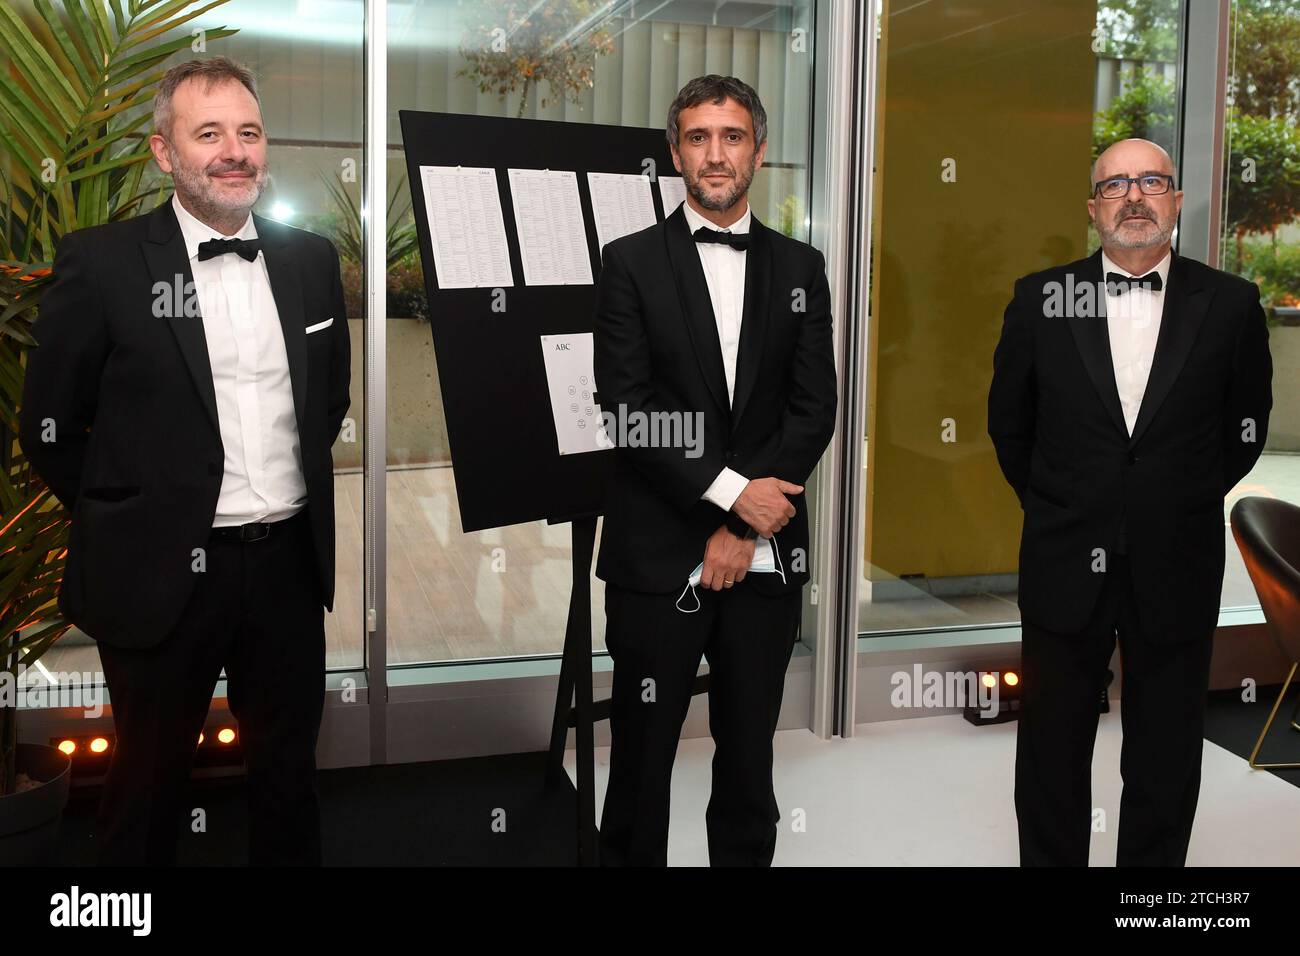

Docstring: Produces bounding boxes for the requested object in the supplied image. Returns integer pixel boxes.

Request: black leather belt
[209,508,306,543]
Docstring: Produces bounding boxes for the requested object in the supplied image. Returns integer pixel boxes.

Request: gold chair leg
[1249,661,1300,770]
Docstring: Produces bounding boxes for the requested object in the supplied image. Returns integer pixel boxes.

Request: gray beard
[684,159,756,213]
[1100,209,1174,249]
[168,144,269,225]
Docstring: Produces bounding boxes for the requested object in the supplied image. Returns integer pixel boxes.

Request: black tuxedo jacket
[593,205,837,595]
[988,248,1272,644]
[19,199,351,649]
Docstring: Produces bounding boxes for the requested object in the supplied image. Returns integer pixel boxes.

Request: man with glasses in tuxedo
[988,138,1272,865]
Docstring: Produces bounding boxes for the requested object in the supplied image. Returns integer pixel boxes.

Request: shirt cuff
[701,467,749,513]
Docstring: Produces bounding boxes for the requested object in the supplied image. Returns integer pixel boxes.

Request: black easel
[544,512,713,867]
[545,514,600,865]
[398,110,681,866]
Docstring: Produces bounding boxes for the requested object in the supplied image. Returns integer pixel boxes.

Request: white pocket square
[305,317,333,335]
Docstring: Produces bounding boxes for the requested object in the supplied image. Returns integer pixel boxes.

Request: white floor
[566,705,1300,866]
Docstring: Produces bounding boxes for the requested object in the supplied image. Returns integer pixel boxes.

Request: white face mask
[675,532,787,613]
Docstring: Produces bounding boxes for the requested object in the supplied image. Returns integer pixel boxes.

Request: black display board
[399,110,678,532]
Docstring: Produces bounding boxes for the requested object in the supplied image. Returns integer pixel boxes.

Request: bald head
[1091,138,1177,189]
[1088,137,1183,259]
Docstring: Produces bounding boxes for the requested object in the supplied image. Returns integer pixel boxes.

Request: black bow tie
[693,227,750,251]
[1105,270,1163,294]
[197,237,263,262]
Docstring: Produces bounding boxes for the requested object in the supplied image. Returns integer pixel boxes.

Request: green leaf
[61,151,152,184]
[83,0,116,62]
[61,0,109,69]
[122,0,234,51]
[33,0,96,91]
[64,111,154,166]
[0,109,60,175]
[134,0,209,31]
[109,0,128,36]
[107,27,237,85]
[0,3,80,127]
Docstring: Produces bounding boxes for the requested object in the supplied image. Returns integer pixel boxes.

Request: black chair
[1229,496,1300,769]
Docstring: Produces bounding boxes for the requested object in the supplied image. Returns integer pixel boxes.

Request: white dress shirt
[681,200,752,512]
[172,193,307,526]
[1101,249,1171,436]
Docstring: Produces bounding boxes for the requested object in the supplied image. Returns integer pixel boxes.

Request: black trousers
[1015,551,1215,866]
[599,578,801,867]
[94,507,326,866]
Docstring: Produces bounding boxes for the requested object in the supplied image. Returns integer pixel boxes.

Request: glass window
[858,0,1183,637]
[1219,0,1300,610]
[27,0,366,687]
[384,0,818,665]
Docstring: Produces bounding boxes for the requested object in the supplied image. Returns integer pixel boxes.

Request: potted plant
[0,0,236,862]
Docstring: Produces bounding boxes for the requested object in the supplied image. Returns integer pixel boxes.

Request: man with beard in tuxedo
[593,74,837,866]
[988,138,1271,865]
[21,56,350,865]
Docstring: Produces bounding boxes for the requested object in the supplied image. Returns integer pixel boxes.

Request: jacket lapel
[141,200,310,445]
[730,215,772,436]
[1065,248,1212,448]
[142,200,221,438]
[664,205,730,418]
[254,213,308,442]
[1065,249,1128,439]
[1127,251,1211,447]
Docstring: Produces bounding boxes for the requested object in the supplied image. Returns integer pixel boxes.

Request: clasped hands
[698,477,803,591]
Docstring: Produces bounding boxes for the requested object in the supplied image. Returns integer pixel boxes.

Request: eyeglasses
[1092,174,1175,199]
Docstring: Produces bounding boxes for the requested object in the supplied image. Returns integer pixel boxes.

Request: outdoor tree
[1095,0,1180,59]
[458,0,615,119]
[1225,112,1300,270]
[1092,71,1177,162]
[1229,2,1300,120]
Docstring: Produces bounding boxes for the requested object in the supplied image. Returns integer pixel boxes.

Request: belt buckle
[242,521,271,542]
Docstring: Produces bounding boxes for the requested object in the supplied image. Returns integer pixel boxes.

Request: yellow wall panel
[866,0,1098,582]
